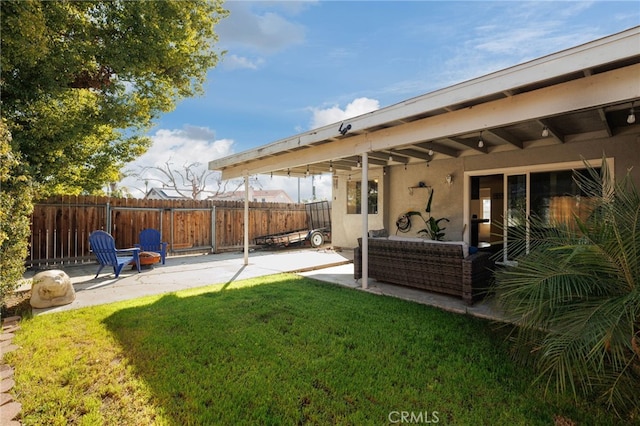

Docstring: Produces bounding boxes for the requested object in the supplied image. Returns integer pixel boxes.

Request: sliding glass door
[504,174,527,263]
[500,168,600,263]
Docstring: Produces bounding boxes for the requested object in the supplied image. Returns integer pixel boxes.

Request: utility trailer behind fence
[254,201,331,248]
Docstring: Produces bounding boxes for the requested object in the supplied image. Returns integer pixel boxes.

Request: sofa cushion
[387,235,469,258]
[387,235,423,243]
[368,228,389,238]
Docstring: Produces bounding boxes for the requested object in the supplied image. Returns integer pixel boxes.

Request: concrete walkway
[21,247,505,321]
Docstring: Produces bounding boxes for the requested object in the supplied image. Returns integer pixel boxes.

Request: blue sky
[120,1,640,200]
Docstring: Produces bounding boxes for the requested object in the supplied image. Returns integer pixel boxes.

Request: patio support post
[361,152,368,289]
[244,172,249,266]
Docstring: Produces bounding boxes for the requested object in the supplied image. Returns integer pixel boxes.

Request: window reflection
[347,180,378,214]
[531,169,599,230]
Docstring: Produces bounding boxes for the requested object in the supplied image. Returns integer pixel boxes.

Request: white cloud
[217,2,306,54]
[222,54,264,70]
[118,122,330,202]
[310,97,380,129]
[119,126,234,197]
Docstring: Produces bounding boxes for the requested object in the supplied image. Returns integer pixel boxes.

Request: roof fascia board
[357,64,640,151]
[210,27,639,172]
[217,64,640,180]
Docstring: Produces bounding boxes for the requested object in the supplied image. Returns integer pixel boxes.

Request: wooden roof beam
[597,108,613,137]
[368,151,410,164]
[443,137,489,154]
[395,148,434,161]
[486,128,523,148]
[413,142,460,157]
[538,120,565,143]
[343,156,388,167]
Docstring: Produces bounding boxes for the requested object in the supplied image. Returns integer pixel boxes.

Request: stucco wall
[387,158,465,243]
[332,157,465,248]
[332,132,640,249]
[331,168,387,248]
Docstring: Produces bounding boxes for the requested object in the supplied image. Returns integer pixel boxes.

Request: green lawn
[6,274,628,425]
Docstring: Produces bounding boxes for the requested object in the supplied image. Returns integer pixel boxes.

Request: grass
[5,274,630,425]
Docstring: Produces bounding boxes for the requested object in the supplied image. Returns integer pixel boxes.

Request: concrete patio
[20,246,505,321]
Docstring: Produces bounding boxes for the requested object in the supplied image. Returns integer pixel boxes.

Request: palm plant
[405,189,450,240]
[493,158,639,418]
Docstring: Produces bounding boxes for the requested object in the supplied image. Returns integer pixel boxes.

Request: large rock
[30,270,75,308]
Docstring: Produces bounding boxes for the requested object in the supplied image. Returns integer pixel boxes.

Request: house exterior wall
[208,188,294,203]
[332,132,640,249]
[331,169,387,248]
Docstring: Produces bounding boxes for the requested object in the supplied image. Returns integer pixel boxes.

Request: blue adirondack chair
[89,230,140,278]
[135,228,168,264]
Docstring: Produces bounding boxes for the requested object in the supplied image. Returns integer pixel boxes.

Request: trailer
[254,201,331,248]
[254,227,329,248]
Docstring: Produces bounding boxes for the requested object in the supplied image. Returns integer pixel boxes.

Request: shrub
[0,119,34,304]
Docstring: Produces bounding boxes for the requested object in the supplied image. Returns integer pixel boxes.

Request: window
[481,198,491,221]
[347,180,378,214]
[530,168,600,229]
[503,167,600,262]
[470,159,609,264]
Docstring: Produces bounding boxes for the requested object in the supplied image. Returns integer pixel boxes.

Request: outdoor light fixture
[541,126,550,137]
[628,103,636,124]
[356,157,361,168]
[329,161,333,172]
[383,167,387,176]
[388,151,393,162]
[446,174,453,185]
[478,131,484,148]
[428,149,434,156]
[287,169,290,177]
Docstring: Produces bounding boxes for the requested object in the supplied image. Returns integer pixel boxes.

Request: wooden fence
[28,196,310,267]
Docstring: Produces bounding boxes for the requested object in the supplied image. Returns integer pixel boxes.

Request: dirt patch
[1,290,32,318]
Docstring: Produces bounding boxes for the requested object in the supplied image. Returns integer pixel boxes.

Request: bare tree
[136,160,247,200]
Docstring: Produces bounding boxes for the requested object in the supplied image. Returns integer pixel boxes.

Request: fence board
[27,196,316,267]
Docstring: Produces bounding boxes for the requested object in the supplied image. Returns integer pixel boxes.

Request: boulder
[30,270,75,308]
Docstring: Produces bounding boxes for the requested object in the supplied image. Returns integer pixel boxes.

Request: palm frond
[493,156,640,418]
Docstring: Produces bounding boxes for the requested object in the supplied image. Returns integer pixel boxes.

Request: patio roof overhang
[208,27,640,180]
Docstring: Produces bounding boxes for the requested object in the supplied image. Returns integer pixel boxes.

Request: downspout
[244,172,249,266]
[361,153,368,289]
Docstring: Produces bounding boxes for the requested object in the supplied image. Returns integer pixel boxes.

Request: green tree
[0,120,34,303]
[1,0,228,194]
[493,159,639,418]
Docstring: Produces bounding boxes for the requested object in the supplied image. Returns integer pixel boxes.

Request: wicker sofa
[354,236,494,305]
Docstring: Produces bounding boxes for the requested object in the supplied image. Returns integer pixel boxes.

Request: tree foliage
[493,158,640,418]
[0,120,34,302]
[1,0,227,194]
